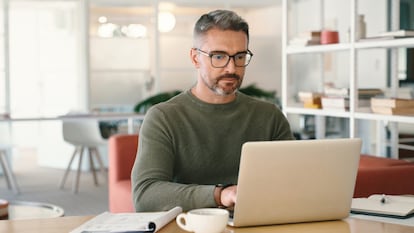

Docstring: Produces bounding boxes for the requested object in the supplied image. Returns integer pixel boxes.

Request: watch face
[216,184,233,189]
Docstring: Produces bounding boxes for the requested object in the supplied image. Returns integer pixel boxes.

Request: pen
[81,230,154,233]
[380,194,387,204]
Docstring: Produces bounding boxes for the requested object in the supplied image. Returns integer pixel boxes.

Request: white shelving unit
[281,0,414,158]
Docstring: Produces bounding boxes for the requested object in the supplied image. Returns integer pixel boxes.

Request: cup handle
[176,213,193,232]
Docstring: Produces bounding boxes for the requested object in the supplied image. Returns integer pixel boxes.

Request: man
[131,9,294,212]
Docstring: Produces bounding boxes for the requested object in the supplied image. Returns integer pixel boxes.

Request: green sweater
[131,90,294,211]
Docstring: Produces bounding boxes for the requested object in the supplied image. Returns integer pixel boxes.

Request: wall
[89,37,151,110]
[152,6,283,97]
[245,6,282,94]
[34,3,284,169]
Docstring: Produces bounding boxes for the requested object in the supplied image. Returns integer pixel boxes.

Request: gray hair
[193,9,249,47]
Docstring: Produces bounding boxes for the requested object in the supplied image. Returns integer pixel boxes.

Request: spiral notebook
[69,206,182,233]
[352,195,414,219]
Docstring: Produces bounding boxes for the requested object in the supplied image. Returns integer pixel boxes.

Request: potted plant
[133,84,279,114]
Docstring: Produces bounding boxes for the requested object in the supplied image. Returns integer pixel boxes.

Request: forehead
[198,28,248,52]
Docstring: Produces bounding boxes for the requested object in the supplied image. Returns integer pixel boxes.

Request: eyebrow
[209,50,248,54]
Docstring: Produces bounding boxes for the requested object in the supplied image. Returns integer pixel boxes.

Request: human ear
[190,48,200,68]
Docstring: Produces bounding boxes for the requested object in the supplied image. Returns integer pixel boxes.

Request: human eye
[211,53,227,60]
[235,53,247,60]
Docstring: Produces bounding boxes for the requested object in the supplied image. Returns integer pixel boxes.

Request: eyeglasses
[194,48,253,68]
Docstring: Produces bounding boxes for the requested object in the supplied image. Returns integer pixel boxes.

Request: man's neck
[191,86,236,104]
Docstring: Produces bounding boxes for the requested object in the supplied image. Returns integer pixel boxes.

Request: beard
[202,73,243,96]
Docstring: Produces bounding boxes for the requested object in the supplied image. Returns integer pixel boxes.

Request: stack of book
[321,88,383,112]
[358,88,384,99]
[289,31,321,46]
[321,96,350,111]
[361,30,414,42]
[298,91,323,109]
[324,87,383,98]
[371,98,414,115]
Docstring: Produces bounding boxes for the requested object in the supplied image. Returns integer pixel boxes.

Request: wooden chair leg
[0,151,12,189]
[88,147,98,186]
[0,150,20,194]
[72,147,84,194]
[59,147,79,189]
[92,147,107,182]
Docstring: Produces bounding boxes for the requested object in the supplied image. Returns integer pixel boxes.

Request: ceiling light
[126,24,147,38]
[98,16,107,24]
[158,11,176,33]
[97,23,118,38]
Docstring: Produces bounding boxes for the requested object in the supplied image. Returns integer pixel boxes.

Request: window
[0,0,6,115]
[9,1,82,118]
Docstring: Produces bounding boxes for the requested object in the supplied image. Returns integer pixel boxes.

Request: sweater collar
[185,89,242,111]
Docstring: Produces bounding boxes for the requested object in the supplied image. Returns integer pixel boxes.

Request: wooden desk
[0,215,413,233]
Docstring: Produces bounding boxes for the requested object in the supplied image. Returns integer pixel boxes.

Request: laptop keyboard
[229,209,234,218]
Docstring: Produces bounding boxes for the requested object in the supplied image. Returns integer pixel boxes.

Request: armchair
[108,134,138,213]
[354,155,414,197]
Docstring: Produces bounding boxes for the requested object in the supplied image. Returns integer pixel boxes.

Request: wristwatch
[215,184,234,208]
[215,184,233,190]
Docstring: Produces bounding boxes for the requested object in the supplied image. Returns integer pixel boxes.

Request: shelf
[286,43,351,54]
[282,0,413,157]
[354,112,414,124]
[285,106,414,124]
[355,37,414,49]
[286,37,414,54]
[284,106,351,118]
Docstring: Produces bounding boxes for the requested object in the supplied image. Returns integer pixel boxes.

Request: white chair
[0,122,20,194]
[59,119,108,193]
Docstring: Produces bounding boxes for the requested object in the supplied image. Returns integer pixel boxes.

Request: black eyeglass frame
[194,48,253,68]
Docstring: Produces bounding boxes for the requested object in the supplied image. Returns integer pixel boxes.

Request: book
[371,106,414,116]
[321,97,349,108]
[289,31,321,46]
[298,91,324,101]
[357,88,384,98]
[69,206,182,233]
[361,30,414,42]
[324,87,383,99]
[324,87,349,97]
[322,97,371,110]
[359,36,397,42]
[289,38,320,46]
[377,30,414,38]
[303,98,322,109]
[297,92,323,109]
[351,194,414,218]
[297,31,322,39]
[371,98,414,108]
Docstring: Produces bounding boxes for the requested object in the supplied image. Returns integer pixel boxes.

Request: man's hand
[220,185,237,208]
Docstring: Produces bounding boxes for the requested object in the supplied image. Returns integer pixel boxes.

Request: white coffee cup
[176,208,229,233]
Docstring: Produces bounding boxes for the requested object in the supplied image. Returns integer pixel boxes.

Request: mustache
[217,73,241,80]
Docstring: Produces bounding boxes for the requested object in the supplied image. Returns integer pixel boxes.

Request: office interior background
[0,0,414,170]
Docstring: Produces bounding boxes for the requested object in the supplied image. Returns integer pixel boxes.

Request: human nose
[224,57,237,72]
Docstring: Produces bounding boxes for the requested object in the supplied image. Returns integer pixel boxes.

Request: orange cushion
[359,154,412,168]
[109,180,134,213]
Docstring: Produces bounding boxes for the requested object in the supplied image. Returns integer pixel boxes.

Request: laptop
[228,138,362,227]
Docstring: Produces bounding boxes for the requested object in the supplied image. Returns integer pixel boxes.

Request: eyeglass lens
[211,52,252,67]
[196,48,253,68]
